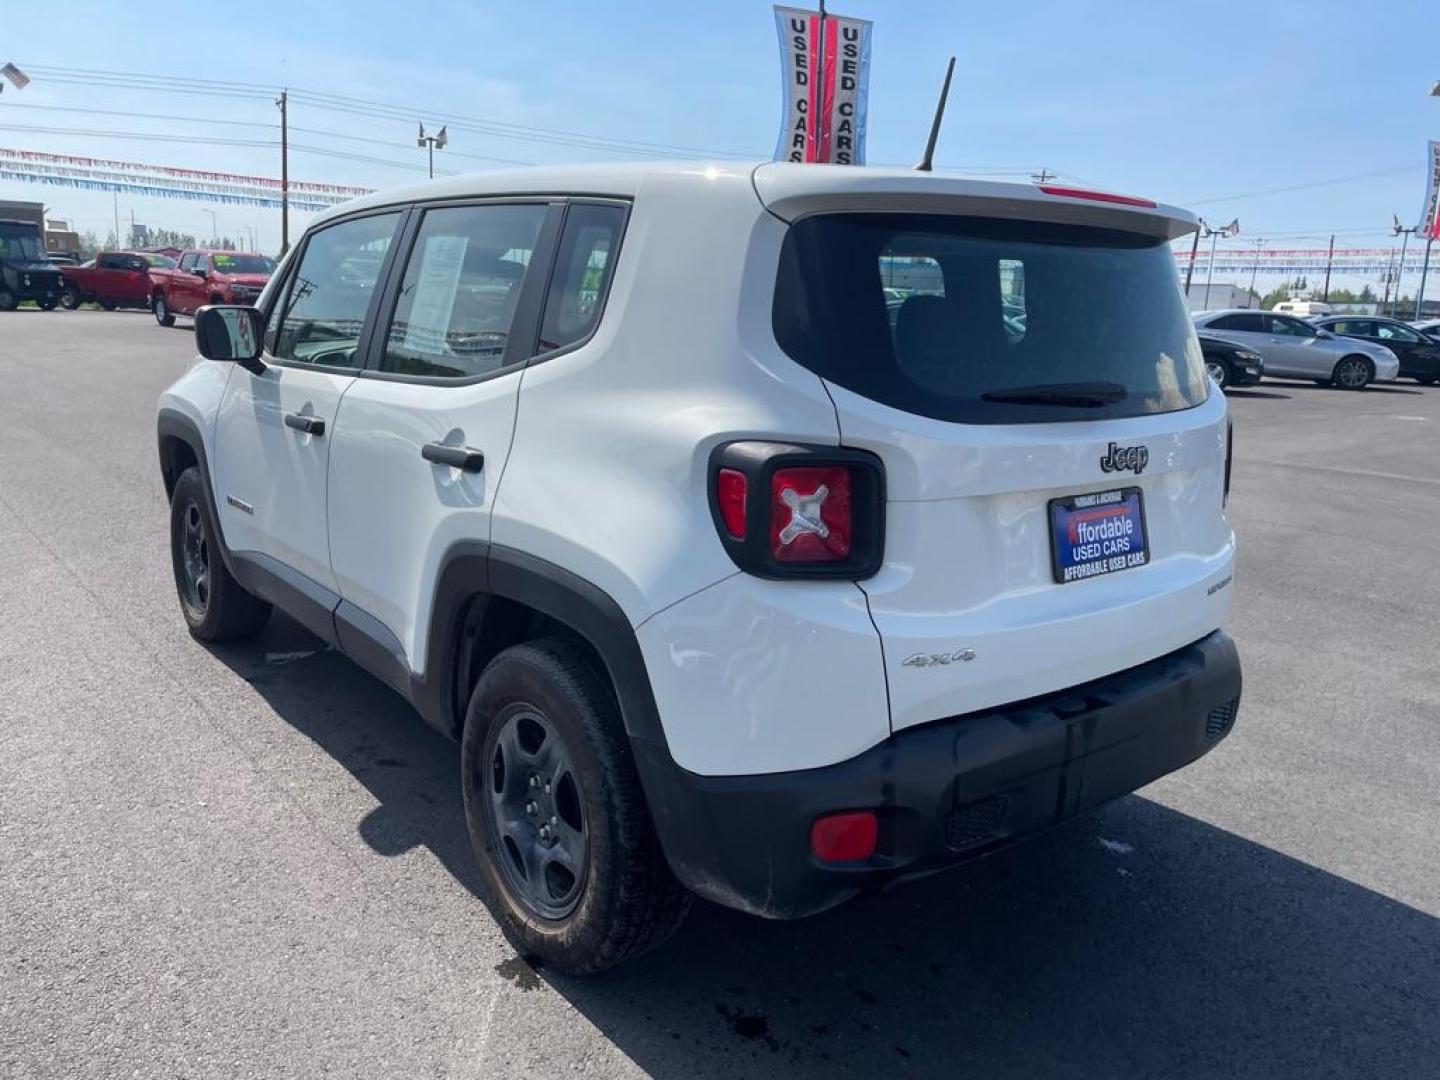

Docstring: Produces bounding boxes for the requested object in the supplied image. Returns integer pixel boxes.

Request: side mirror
[1316,329,1333,339]
[196,305,265,374]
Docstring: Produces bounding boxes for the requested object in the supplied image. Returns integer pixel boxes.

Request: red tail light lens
[708,441,884,580]
[811,811,878,863]
[770,466,852,562]
[716,468,748,539]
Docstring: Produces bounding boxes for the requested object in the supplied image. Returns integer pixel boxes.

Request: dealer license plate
[1048,488,1149,584]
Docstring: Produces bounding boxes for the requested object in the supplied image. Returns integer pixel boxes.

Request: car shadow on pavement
[217,614,1440,1080]
[1262,379,1426,397]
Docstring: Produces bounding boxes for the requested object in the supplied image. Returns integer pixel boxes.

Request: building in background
[1184,282,1255,312]
[44,218,81,255]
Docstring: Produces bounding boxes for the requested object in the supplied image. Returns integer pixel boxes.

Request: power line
[1184,167,1415,207]
[21,62,761,159]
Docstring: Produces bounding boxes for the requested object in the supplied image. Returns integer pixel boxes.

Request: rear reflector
[810,811,878,863]
[1037,184,1158,209]
[716,468,748,539]
[770,466,852,563]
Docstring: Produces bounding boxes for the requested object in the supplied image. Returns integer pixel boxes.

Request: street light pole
[204,210,217,245]
[1184,220,1204,294]
[417,123,448,178]
[1248,238,1268,304]
[276,90,290,256]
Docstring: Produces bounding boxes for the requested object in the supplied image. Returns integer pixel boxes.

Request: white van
[1273,300,1333,317]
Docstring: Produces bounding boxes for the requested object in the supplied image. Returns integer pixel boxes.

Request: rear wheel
[153,293,175,326]
[0,288,16,311]
[168,467,270,642]
[1331,355,1373,390]
[461,639,690,974]
[58,285,81,309]
[1204,355,1232,390]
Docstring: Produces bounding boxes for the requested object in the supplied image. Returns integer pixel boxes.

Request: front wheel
[461,640,690,975]
[1331,355,1374,390]
[153,294,175,326]
[1204,355,1232,390]
[0,288,16,312]
[168,467,270,642]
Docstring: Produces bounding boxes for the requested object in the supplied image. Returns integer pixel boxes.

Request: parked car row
[1,242,276,319]
[1191,309,1423,391]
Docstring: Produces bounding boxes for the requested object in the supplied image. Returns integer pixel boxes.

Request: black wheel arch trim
[156,408,239,578]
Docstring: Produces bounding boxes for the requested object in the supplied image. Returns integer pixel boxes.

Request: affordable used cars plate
[1049,487,1148,584]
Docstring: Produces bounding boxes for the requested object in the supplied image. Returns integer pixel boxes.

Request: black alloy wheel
[483,704,590,920]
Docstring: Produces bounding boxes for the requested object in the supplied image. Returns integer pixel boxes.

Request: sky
[1,0,1437,294]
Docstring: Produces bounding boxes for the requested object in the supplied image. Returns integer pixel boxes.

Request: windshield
[141,253,177,269]
[212,253,275,275]
[0,221,45,261]
[772,213,1208,424]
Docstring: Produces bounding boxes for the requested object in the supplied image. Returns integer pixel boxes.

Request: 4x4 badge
[1099,442,1148,475]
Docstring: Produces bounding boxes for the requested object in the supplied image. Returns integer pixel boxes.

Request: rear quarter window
[773,213,1208,424]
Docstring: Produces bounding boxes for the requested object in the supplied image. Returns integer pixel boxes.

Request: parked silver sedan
[1192,309,1400,389]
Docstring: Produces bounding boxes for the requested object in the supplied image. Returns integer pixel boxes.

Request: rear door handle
[284,413,325,436]
[421,442,484,472]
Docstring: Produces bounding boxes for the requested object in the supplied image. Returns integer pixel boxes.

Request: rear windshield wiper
[980,382,1128,407]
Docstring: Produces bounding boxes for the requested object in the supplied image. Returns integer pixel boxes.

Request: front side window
[381,203,547,378]
[537,203,625,355]
[773,213,1208,424]
[178,253,197,272]
[270,212,400,367]
[1209,313,1264,333]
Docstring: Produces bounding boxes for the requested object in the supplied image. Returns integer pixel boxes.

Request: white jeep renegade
[158,162,1242,974]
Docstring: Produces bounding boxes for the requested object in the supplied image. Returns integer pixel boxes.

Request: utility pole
[1247,238,1268,304]
[1416,237,1434,321]
[276,90,290,255]
[1183,219,1204,294]
[1321,234,1335,303]
[1392,215,1417,318]
[112,192,120,251]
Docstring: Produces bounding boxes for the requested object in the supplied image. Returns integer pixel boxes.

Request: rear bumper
[633,630,1241,919]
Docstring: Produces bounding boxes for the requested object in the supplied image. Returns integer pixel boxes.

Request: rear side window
[380,203,547,379]
[536,203,625,355]
[773,214,1207,424]
[1209,313,1264,333]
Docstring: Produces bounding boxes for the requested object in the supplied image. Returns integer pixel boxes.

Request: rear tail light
[770,466,852,562]
[811,811,878,863]
[708,441,884,579]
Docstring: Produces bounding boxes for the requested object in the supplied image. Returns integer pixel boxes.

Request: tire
[461,639,690,975]
[1331,355,1374,390]
[38,298,57,311]
[58,286,81,310]
[1416,375,1437,386]
[209,294,225,307]
[1203,355,1232,390]
[153,293,175,326]
[0,288,16,312]
[168,467,270,642]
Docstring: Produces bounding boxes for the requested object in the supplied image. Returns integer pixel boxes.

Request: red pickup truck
[150,249,276,326]
[58,251,176,310]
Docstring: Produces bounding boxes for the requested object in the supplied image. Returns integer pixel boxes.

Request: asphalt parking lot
[1,309,1437,1079]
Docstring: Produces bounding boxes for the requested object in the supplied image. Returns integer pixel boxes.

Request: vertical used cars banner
[1422,141,1440,239]
[773,5,873,164]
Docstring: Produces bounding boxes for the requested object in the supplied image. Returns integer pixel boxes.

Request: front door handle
[284,413,325,436]
[421,442,484,472]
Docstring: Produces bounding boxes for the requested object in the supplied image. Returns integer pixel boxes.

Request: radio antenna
[914,56,956,172]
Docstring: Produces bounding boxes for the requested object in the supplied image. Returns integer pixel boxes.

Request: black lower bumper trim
[633,630,1242,919]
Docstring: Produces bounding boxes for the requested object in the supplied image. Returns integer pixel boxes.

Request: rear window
[772,213,1208,424]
